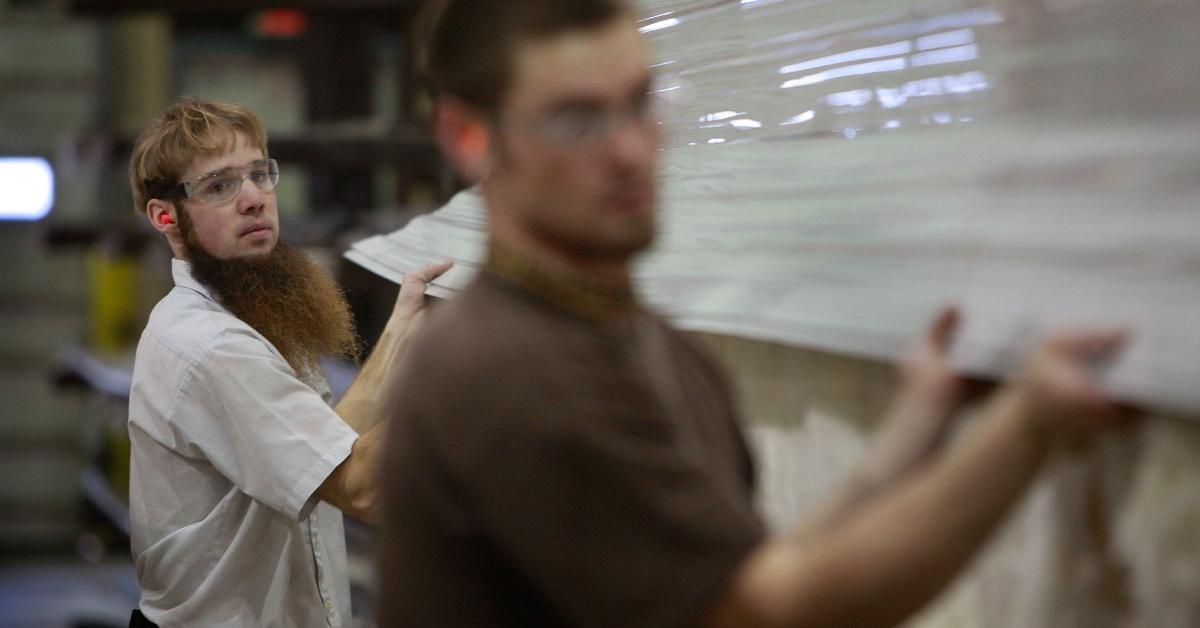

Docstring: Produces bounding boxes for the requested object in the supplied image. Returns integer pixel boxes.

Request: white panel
[347,0,1200,415]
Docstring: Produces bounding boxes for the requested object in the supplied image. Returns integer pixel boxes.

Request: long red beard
[179,210,361,376]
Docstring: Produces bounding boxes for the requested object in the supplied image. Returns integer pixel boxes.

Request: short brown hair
[129,97,268,213]
[422,0,631,114]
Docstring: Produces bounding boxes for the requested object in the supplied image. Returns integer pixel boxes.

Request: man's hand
[855,307,971,493]
[896,306,969,420]
[390,260,453,338]
[1009,328,1131,447]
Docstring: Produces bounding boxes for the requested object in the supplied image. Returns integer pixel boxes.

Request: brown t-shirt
[378,256,765,628]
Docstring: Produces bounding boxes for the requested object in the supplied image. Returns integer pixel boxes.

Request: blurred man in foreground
[379,2,1130,626]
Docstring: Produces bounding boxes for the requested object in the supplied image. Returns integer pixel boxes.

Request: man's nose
[236,177,265,213]
[608,115,658,168]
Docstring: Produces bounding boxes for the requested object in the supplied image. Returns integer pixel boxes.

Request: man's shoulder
[411,274,603,378]
[137,286,260,368]
[400,275,671,438]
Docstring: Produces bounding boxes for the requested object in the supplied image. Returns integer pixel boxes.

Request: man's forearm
[799,380,964,536]
[335,313,415,434]
[316,423,383,524]
[788,387,1047,626]
[710,387,1051,628]
[335,261,449,434]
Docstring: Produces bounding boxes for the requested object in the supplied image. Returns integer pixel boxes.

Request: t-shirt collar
[484,240,638,323]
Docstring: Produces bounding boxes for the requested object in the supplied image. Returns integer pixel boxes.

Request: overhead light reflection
[639,17,680,33]
[781,58,907,89]
[825,89,874,108]
[780,110,816,126]
[917,28,975,51]
[699,110,742,122]
[779,41,912,75]
[943,70,990,93]
[876,86,906,109]
[922,8,1002,32]
[780,69,991,122]
[777,41,907,75]
[911,44,979,68]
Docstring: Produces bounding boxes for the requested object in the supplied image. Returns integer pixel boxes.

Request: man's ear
[147,199,178,235]
[433,96,491,183]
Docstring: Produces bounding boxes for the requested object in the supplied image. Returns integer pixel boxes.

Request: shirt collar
[484,240,638,323]
[171,257,215,301]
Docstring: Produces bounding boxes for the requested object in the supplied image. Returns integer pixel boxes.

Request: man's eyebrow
[544,85,653,117]
[193,159,267,181]
[539,74,656,116]
[544,97,608,116]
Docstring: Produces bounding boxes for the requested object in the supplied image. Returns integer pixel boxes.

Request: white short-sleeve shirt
[128,258,359,627]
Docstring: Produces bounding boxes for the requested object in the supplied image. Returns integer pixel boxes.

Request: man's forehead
[181,133,265,180]
[508,16,650,108]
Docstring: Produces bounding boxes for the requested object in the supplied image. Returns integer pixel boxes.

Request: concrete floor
[0,557,138,628]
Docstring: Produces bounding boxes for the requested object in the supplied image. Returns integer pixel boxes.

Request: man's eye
[550,112,602,139]
[249,170,268,183]
[204,179,231,195]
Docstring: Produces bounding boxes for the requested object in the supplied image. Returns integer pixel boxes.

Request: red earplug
[460,124,488,157]
[160,214,175,225]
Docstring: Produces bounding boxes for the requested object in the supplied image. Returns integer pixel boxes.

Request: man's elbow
[315,454,382,524]
[344,487,381,525]
[702,542,817,628]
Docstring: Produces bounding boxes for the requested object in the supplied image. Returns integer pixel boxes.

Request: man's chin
[584,228,656,260]
[240,236,279,256]
[238,248,275,261]
[241,230,278,250]
[197,243,278,263]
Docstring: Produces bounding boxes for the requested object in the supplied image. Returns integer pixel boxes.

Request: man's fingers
[405,260,454,285]
[926,305,960,353]
[392,261,454,319]
[1043,328,1128,362]
[398,261,454,301]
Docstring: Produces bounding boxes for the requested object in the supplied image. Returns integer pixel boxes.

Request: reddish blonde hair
[129,97,268,213]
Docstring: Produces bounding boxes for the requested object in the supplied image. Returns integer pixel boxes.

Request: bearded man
[125,97,446,627]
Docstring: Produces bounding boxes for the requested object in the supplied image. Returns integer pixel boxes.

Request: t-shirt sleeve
[170,328,358,521]
[461,390,765,628]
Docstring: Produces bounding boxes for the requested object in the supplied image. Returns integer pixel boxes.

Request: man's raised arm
[335,260,452,433]
[704,329,1129,628]
[318,260,452,524]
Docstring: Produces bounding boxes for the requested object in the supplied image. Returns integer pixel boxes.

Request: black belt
[129,609,159,628]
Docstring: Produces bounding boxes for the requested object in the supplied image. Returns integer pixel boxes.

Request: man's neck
[485,231,639,324]
[490,222,635,294]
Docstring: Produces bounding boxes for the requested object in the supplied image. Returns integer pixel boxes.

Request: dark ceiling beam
[70,0,425,16]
